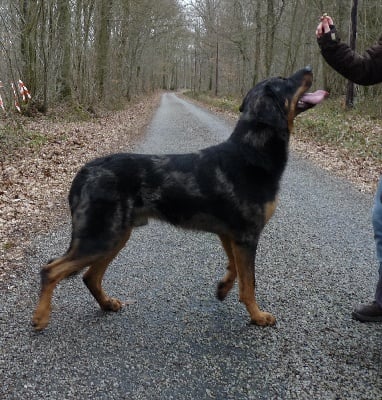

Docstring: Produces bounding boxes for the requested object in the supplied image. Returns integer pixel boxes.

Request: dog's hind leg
[231,241,276,327]
[32,249,97,331]
[82,229,132,311]
[216,234,237,301]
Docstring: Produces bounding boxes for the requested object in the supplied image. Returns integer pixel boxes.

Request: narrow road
[1,93,381,399]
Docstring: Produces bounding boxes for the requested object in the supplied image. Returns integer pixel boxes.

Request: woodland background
[0,0,381,113]
[0,0,381,277]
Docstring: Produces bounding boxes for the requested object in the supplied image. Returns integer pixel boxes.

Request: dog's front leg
[231,241,276,326]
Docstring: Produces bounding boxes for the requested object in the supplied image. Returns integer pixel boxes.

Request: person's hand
[315,14,334,38]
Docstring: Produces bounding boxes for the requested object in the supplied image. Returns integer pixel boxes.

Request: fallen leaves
[0,94,160,280]
[292,97,381,194]
[291,136,380,194]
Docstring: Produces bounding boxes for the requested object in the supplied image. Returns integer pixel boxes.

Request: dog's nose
[304,65,313,73]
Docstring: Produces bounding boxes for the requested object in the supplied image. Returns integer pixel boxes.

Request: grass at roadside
[0,103,95,156]
[0,122,44,153]
[183,91,382,164]
[183,91,240,113]
[295,98,381,163]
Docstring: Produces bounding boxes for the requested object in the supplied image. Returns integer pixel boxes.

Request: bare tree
[345,0,358,108]
[0,0,379,112]
[95,0,113,101]
[57,0,72,101]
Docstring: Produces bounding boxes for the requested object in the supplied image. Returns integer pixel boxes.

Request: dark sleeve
[317,28,382,86]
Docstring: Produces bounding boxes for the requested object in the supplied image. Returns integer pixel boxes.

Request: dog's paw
[32,308,51,331]
[101,297,123,312]
[216,281,228,301]
[250,311,276,327]
[216,280,235,301]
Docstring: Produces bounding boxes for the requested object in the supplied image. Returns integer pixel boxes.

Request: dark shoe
[352,301,382,322]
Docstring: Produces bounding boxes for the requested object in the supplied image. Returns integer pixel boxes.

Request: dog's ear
[241,83,287,130]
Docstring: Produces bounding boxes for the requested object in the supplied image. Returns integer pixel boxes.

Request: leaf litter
[0,94,160,280]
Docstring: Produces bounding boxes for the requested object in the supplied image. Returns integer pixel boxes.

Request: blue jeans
[373,176,382,263]
[373,176,382,305]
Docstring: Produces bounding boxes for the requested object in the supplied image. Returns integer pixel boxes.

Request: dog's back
[68,128,285,242]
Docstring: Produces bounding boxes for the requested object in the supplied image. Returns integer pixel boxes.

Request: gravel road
[1,93,381,399]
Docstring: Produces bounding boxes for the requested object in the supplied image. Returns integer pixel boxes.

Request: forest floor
[0,92,380,280]
[0,95,161,280]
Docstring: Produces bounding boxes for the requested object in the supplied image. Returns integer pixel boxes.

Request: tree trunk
[57,0,72,101]
[264,0,275,76]
[19,0,38,95]
[252,0,262,86]
[345,0,358,108]
[215,37,219,96]
[95,0,112,101]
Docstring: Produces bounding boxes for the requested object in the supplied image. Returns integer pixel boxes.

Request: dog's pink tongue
[301,90,329,105]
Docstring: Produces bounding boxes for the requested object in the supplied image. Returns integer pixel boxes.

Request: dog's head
[239,66,328,132]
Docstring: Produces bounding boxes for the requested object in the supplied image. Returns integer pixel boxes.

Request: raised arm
[316,15,382,86]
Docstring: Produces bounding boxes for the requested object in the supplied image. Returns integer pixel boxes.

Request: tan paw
[251,311,276,326]
[32,307,51,331]
[101,297,123,312]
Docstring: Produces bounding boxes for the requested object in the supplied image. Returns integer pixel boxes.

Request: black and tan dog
[32,67,327,331]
